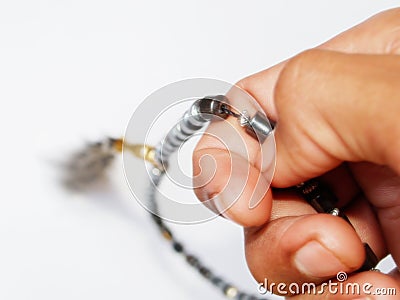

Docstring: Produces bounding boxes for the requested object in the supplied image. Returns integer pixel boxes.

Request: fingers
[190,8,400,298]
[236,7,400,122]
[244,193,387,296]
[192,86,276,226]
[245,214,366,290]
[237,8,400,187]
[193,8,400,226]
[193,148,273,227]
[272,50,400,186]
[270,164,361,220]
[350,162,400,269]
[318,7,400,55]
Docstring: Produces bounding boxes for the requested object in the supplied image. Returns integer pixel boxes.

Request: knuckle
[373,7,400,25]
[235,75,254,95]
[235,78,247,90]
[372,8,400,53]
[274,49,323,108]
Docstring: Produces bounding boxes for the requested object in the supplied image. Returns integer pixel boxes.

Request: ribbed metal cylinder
[154,102,209,165]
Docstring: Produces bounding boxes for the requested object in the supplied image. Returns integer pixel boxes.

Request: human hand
[193,8,400,299]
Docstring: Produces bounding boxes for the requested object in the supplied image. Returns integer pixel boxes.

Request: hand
[193,8,400,299]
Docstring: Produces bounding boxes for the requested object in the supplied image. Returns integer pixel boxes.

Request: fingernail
[212,171,246,220]
[193,150,243,219]
[294,240,348,278]
[194,149,269,223]
[195,151,246,216]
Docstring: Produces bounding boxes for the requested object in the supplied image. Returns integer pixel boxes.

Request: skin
[193,8,400,299]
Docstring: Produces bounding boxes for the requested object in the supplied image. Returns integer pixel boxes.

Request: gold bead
[124,143,159,168]
[161,229,172,241]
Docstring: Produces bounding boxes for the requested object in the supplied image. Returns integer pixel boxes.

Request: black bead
[172,241,184,253]
[186,255,200,268]
[221,283,231,293]
[237,292,246,300]
[199,266,212,279]
[298,180,338,213]
[151,214,163,226]
[211,276,223,287]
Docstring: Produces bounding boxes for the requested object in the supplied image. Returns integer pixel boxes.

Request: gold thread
[123,143,158,167]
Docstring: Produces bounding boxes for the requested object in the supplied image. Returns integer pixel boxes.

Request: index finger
[192,8,400,227]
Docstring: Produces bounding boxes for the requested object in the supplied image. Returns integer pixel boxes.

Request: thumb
[272,49,400,187]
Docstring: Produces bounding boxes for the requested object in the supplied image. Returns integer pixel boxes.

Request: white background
[0,1,398,299]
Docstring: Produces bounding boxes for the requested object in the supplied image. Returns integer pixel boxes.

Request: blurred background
[0,1,398,299]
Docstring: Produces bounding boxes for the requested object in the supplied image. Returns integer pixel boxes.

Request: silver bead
[330,207,340,216]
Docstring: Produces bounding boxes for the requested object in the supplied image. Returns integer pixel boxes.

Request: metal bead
[238,110,250,127]
[371,268,381,272]
[182,111,205,129]
[199,266,212,279]
[165,131,185,148]
[172,241,184,253]
[151,168,162,177]
[192,95,230,121]
[243,111,274,143]
[186,255,200,268]
[330,207,340,216]
[211,276,224,287]
[224,286,238,298]
[172,123,189,142]
[179,115,204,135]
